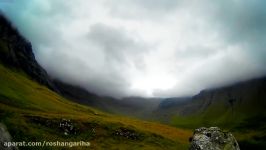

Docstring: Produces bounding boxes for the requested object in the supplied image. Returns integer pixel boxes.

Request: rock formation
[0,13,57,92]
[189,127,240,150]
[0,123,18,150]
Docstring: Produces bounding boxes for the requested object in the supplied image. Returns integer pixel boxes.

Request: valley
[0,12,265,150]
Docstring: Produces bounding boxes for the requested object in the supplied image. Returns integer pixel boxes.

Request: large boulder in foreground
[0,123,18,150]
[189,127,240,150]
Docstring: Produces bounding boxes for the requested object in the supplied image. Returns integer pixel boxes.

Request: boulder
[0,123,18,150]
[189,127,240,150]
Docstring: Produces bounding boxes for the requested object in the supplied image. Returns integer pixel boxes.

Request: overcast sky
[1,0,266,98]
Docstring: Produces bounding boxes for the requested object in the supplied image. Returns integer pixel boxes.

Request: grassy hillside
[148,77,266,149]
[0,63,192,150]
[1,62,265,149]
[172,112,266,149]
[170,88,266,149]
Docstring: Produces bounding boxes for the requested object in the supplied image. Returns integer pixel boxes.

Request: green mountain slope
[0,60,193,150]
[155,78,266,149]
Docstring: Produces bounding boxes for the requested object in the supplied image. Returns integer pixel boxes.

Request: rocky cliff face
[0,13,57,91]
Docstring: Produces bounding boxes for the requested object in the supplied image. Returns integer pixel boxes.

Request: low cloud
[1,0,266,98]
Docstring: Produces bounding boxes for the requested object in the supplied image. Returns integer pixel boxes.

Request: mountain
[0,13,161,121]
[0,13,192,149]
[109,96,162,119]
[54,79,162,119]
[156,77,266,125]
[1,13,265,149]
[155,77,266,149]
[154,97,192,122]
[53,79,107,108]
[0,14,57,92]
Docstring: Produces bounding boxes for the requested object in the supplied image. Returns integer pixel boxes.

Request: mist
[1,0,266,98]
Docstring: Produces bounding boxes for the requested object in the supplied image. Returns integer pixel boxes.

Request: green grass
[2,60,264,149]
[171,97,266,149]
[0,63,192,150]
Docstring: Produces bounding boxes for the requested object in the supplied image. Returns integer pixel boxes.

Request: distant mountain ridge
[155,76,266,128]
[54,79,162,119]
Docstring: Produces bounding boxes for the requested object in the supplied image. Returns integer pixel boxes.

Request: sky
[0,0,266,98]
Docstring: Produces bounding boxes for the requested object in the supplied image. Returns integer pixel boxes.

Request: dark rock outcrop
[27,116,79,136]
[113,127,143,140]
[59,119,78,135]
[189,127,240,150]
[0,13,57,91]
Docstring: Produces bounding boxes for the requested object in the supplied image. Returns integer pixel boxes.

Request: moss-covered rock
[189,127,240,150]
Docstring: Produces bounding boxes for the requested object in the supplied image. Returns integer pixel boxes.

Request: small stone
[64,132,68,135]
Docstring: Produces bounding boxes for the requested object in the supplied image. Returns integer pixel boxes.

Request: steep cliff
[0,13,57,91]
